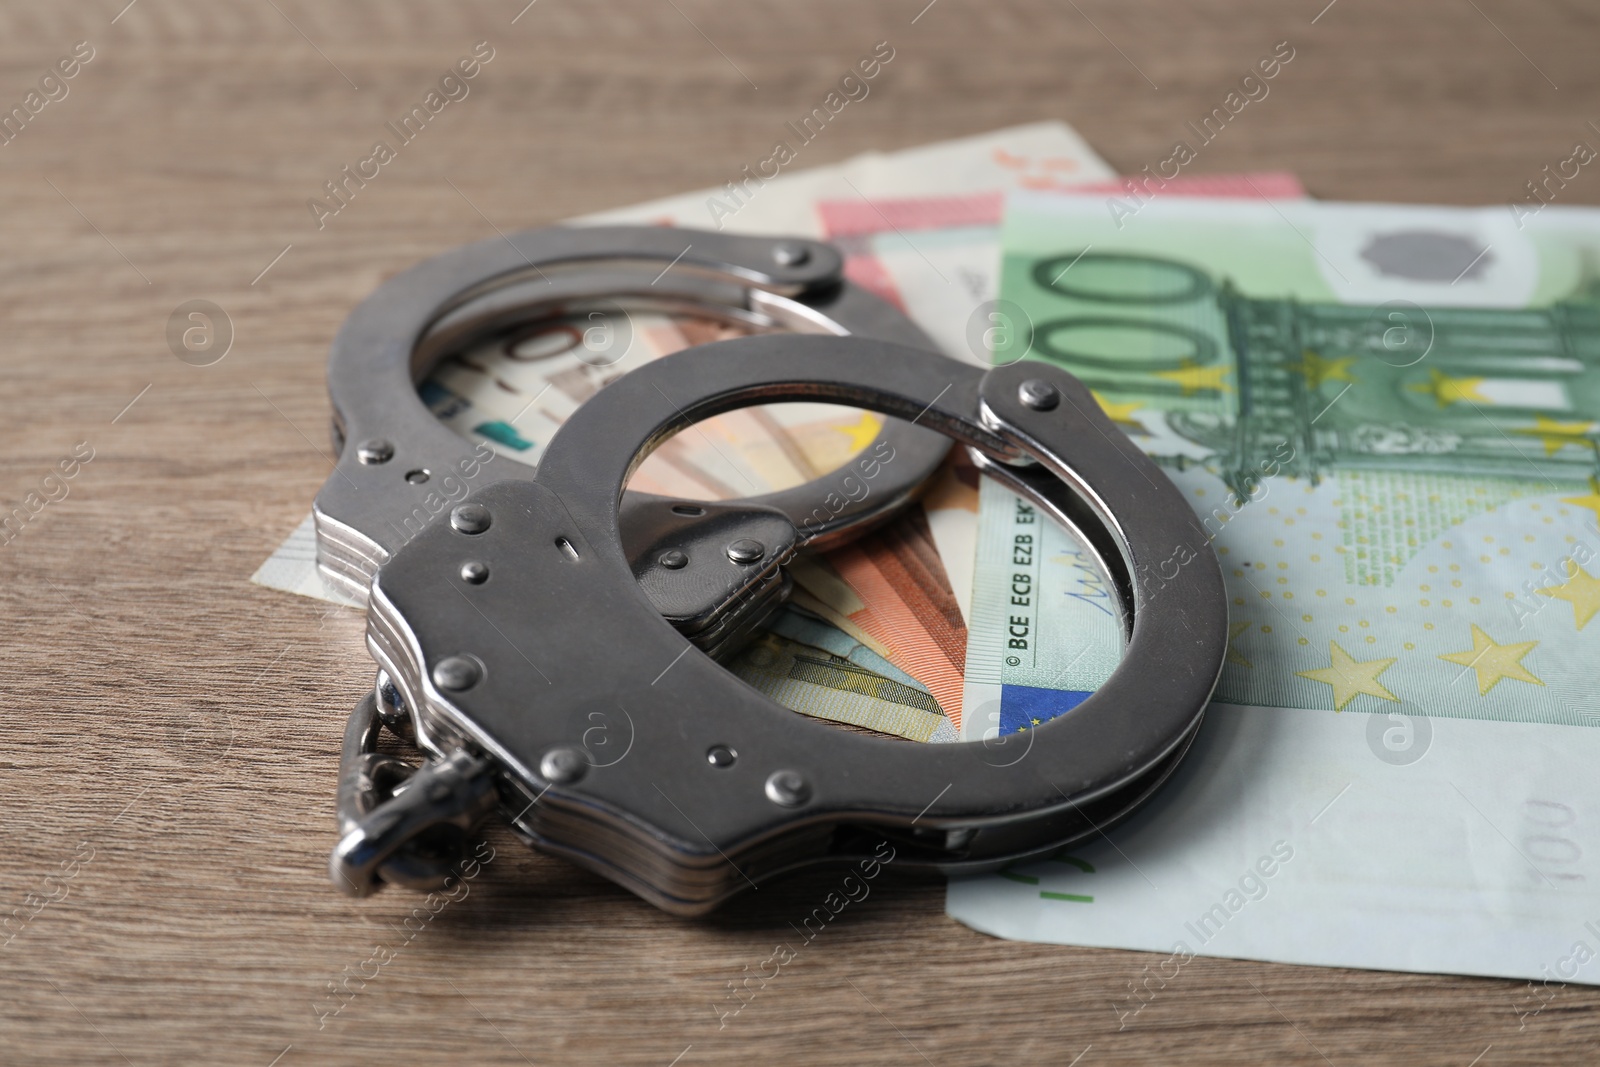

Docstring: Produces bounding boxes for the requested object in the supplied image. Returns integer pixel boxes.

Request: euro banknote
[574,120,1114,236]
[849,177,1306,735]
[253,123,1117,740]
[815,170,1306,325]
[422,307,881,497]
[948,190,1600,987]
[726,608,958,743]
[253,120,1116,579]
[252,155,1307,747]
[728,174,1302,732]
[978,190,1600,729]
[790,507,969,726]
[394,303,973,741]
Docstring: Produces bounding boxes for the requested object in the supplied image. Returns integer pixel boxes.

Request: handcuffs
[315,225,1228,916]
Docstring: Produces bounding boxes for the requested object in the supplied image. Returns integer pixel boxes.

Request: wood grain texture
[0,0,1596,1063]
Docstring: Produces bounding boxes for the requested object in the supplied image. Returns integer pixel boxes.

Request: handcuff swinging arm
[339,334,1229,915]
[312,225,952,605]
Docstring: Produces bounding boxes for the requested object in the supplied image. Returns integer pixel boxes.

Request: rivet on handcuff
[314,225,1228,916]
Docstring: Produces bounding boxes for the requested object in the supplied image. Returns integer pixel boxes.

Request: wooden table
[3,1,1595,1062]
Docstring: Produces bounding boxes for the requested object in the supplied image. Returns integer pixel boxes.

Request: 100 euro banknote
[949,190,1600,987]
[964,191,1600,732]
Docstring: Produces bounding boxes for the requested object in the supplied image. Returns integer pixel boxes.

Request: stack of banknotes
[256,122,1600,988]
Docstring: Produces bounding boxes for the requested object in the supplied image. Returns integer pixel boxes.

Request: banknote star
[1092,392,1146,434]
[1562,479,1600,529]
[1536,566,1600,630]
[1296,641,1399,710]
[835,411,882,451]
[1406,368,1489,408]
[1511,414,1598,456]
[1438,624,1545,696]
[1293,349,1357,390]
[1153,360,1232,396]
[1226,620,1253,668]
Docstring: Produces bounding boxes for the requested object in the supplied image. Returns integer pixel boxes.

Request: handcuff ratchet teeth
[314,227,1229,915]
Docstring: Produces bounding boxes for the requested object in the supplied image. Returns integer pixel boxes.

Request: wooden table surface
[2,1,1597,1063]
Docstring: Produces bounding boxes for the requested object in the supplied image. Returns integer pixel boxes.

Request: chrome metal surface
[1018,378,1060,411]
[313,225,951,607]
[539,747,588,786]
[331,690,499,897]
[448,504,491,535]
[764,770,812,808]
[345,334,1227,915]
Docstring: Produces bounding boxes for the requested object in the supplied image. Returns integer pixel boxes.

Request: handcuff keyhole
[556,536,580,561]
[670,503,705,517]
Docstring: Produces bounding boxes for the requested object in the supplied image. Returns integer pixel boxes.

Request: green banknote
[962,477,1124,740]
[981,192,1600,727]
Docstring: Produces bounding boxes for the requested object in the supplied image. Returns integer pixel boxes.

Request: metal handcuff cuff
[315,225,1229,916]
